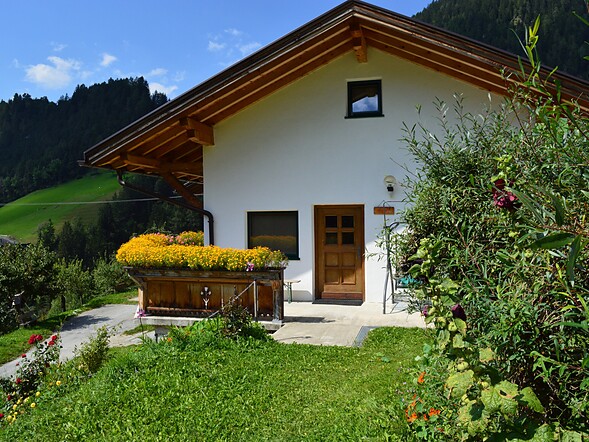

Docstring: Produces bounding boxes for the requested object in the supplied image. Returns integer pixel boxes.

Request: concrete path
[0,304,142,379]
[273,301,426,346]
[0,299,425,379]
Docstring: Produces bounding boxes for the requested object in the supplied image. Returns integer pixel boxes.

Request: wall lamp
[384,175,396,192]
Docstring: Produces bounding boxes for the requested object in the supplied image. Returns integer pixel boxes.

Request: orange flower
[428,408,441,416]
[407,412,418,423]
[417,371,426,384]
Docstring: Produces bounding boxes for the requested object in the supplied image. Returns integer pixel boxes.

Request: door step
[313,299,363,306]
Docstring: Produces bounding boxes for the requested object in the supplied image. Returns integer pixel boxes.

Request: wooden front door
[314,205,365,301]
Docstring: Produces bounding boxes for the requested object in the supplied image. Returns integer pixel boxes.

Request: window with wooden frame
[346,79,383,118]
[247,211,299,260]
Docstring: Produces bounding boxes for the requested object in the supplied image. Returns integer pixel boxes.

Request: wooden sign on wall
[373,206,395,215]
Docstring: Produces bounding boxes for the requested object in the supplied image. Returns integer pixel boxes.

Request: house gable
[80,0,589,197]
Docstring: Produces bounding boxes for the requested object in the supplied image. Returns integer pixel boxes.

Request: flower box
[126,267,285,323]
[117,232,288,325]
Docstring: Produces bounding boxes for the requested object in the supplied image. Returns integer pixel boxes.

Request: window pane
[341,232,355,245]
[325,216,338,228]
[351,85,379,113]
[341,216,354,228]
[347,80,382,118]
[325,232,338,245]
[248,211,298,260]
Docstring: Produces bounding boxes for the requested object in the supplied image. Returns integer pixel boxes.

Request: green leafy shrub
[92,256,134,295]
[0,244,58,330]
[54,258,94,311]
[73,326,112,375]
[392,23,588,437]
[0,285,18,335]
[219,301,270,341]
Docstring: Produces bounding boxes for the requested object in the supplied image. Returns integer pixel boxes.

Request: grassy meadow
[0,326,427,441]
[0,171,119,242]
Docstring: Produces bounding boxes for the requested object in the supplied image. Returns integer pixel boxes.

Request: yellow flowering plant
[116,232,288,271]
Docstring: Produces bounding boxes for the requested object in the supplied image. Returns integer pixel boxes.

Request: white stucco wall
[203,47,498,303]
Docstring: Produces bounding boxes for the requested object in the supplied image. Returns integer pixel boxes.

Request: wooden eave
[81,0,589,188]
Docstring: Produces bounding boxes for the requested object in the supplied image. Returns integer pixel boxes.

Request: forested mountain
[415,0,589,80]
[0,78,167,203]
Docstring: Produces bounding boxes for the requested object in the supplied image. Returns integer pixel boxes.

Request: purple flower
[246,262,254,272]
[451,304,466,321]
[134,307,147,318]
[421,305,428,317]
[492,179,520,211]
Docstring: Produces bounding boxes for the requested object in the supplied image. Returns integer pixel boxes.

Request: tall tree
[415,0,589,79]
[0,78,168,203]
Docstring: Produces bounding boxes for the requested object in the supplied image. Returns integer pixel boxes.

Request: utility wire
[0,195,198,207]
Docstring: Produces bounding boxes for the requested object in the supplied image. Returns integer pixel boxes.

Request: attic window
[346,80,383,118]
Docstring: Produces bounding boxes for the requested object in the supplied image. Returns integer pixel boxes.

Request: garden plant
[0,333,61,426]
[391,19,588,440]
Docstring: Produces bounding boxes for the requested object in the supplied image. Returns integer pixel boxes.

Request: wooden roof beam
[370,39,507,96]
[179,117,214,146]
[161,172,203,209]
[350,21,367,63]
[206,36,352,123]
[187,23,352,124]
[121,153,203,175]
[142,131,201,159]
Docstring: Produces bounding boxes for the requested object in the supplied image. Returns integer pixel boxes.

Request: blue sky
[0,1,432,103]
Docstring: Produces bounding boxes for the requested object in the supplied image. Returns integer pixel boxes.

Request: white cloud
[173,71,186,82]
[207,40,226,52]
[149,82,177,96]
[239,42,261,56]
[207,28,261,61]
[100,53,117,67]
[80,70,93,80]
[225,28,242,37]
[51,42,67,52]
[147,68,167,77]
[25,56,81,89]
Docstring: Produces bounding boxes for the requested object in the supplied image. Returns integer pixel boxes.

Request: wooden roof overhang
[80,0,589,203]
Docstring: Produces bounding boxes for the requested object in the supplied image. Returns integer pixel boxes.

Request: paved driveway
[0,304,139,379]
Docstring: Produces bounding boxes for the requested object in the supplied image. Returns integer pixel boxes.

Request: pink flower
[492,179,519,211]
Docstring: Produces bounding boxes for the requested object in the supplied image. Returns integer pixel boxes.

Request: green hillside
[0,171,120,243]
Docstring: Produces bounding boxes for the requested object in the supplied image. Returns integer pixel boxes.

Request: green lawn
[0,171,120,242]
[0,326,427,441]
[0,290,137,365]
